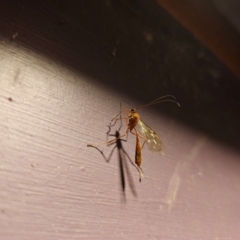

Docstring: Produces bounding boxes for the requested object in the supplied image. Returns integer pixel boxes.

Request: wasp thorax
[128,109,140,131]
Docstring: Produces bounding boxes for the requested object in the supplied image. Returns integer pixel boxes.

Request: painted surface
[0,1,240,239]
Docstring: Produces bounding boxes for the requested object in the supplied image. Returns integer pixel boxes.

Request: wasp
[88,95,180,181]
[109,95,180,168]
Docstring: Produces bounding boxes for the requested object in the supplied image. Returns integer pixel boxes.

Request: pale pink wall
[0,1,240,239]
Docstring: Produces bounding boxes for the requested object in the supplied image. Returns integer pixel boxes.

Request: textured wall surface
[0,1,240,239]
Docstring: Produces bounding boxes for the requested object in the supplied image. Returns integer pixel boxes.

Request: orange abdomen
[135,136,142,167]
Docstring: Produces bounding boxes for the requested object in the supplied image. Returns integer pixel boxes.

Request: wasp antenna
[151,99,180,107]
[137,96,180,109]
[148,95,176,105]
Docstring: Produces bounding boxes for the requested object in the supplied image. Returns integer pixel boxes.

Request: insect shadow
[88,110,142,199]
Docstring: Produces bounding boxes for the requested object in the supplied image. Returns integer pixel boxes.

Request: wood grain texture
[0,1,240,239]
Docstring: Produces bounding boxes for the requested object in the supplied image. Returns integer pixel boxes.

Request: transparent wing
[136,120,164,154]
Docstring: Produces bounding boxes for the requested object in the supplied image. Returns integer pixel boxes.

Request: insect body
[128,109,164,154]
[111,95,180,157]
